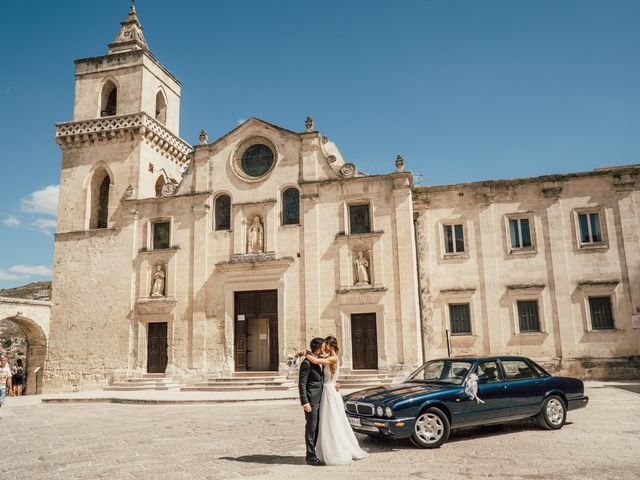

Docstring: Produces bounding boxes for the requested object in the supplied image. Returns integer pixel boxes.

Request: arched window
[100,81,117,117]
[155,176,165,197]
[282,188,300,225]
[215,194,231,231]
[89,169,111,229]
[155,91,167,124]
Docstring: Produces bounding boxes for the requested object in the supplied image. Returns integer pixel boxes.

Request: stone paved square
[0,383,638,479]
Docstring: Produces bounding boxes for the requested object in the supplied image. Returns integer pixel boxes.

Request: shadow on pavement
[220,455,306,465]
[605,384,640,395]
[357,420,567,452]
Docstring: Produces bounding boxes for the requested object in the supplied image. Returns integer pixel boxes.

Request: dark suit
[298,358,323,459]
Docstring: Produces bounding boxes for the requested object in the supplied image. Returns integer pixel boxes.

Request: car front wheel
[537,395,566,430]
[410,407,450,448]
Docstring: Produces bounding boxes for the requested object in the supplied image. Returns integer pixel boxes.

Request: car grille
[345,401,374,416]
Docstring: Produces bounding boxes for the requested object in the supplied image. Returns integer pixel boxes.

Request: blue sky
[0,0,639,289]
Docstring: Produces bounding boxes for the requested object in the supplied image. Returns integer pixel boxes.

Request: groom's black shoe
[306,456,323,466]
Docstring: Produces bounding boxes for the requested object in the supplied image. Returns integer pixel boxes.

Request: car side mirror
[477,375,489,384]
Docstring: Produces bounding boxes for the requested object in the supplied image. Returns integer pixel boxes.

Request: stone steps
[180,384,294,392]
[104,375,183,392]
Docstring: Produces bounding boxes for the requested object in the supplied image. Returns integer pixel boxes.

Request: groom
[298,337,325,466]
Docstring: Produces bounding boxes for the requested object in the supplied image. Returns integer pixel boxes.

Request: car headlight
[385,407,393,418]
[376,406,384,417]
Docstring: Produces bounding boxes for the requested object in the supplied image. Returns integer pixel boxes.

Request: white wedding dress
[316,361,369,465]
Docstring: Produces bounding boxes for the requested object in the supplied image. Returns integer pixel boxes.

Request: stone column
[301,192,321,342]
[392,177,423,368]
[190,200,210,372]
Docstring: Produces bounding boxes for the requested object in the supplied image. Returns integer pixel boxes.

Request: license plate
[348,416,361,427]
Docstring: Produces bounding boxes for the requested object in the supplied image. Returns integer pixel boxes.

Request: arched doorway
[0,316,47,394]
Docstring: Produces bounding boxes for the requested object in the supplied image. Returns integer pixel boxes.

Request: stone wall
[413,167,640,372]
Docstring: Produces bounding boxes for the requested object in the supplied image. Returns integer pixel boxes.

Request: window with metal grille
[215,195,231,231]
[509,217,532,249]
[282,188,300,225]
[589,296,614,330]
[349,204,370,234]
[517,300,541,332]
[578,212,603,244]
[443,224,464,254]
[449,303,471,334]
[152,222,170,250]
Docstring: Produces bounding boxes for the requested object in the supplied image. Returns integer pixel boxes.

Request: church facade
[44,6,640,391]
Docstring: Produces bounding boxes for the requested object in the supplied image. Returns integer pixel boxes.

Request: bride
[304,335,368,465]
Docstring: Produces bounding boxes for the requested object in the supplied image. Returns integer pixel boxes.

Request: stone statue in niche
[354,251,371,286]
[247,216,264,253]
[150,265,166,297]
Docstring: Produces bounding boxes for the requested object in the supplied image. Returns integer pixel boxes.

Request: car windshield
[406,360,473,386]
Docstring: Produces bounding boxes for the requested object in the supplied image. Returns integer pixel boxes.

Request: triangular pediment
[208,117,300,148]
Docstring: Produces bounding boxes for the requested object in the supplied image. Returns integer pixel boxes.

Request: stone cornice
[336,285,387,295]
[414,165,640,195]
[55,113,193,166]
[215,255,294,273]
[335,230,384,241]
[578,280,620,288]
[0,297,51,307]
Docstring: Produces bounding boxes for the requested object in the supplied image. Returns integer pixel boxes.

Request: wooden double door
[147,322,168,373]
[351,313,378,370]
[234,290,278,371]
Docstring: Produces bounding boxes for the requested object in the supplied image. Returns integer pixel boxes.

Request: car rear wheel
[410,407,450,448]
[537,395,566,430]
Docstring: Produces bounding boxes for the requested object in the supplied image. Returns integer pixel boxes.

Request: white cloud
[21,185,59,217]
[8,265,52,277]
[30,218,57,235]
[3,215,21,227]
[0,270,29,282]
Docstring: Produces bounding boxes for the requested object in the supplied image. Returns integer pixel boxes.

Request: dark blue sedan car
[343,356,589,448]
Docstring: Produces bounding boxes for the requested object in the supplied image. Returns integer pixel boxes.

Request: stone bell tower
[54,3,190,231]
[46,4,192,392]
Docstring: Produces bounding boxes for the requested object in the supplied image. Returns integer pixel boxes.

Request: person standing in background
[11,358,24,396]
[0,354,12,416]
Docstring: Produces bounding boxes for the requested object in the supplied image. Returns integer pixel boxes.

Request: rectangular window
[444,224,465,254]
[517,300,541,332]
[509,218,532,249]
[152,221,170,250]
[578,212,602,244]
[349,204,371,234]
[449,303,472,335]
[589,296,614,330]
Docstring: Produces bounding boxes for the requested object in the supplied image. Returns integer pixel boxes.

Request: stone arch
[0,315,47,395]
[99,78,118,117]
[155,88,167,124]
[155,175,166,197]
[214,192,232,231]
[86,163,114,229]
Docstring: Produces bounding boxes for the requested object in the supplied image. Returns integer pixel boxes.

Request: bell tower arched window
[100,81,117,117]
[215,194,231,231]
[282,188,300,225]
[155,91,167,124]
[89,169,111,229]
[155,176,165,197]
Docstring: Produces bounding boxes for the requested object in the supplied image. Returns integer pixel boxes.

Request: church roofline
[414,164,640,193]
[200,117,300,149]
